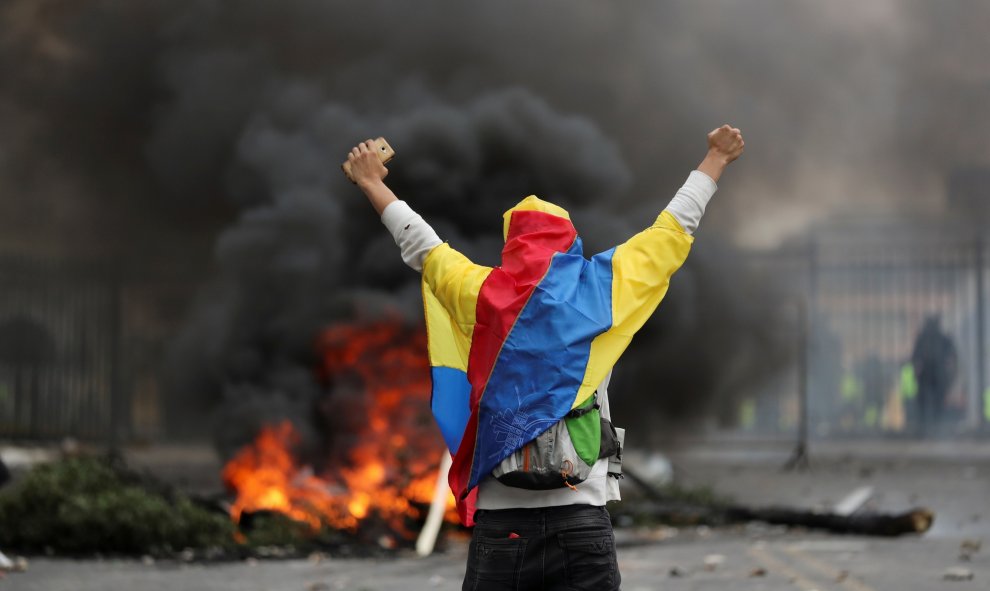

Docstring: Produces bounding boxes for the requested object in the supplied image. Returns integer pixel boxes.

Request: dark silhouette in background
[911,315,958,436]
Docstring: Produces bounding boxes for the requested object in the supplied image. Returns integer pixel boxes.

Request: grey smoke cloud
[3,1,988,254]
[170,82,647,451]
[1,0,987,451]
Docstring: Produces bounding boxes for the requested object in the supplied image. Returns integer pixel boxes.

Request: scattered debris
[668,566,686,577]
[943,566,974,581]
[377,535,396,550]
[141,555,155,566]
[835,570,849,582]
[254,545,296,558]
[620,466,933,537]
[960,539,982,553]
[749,567,767,577]
[0,551,26,573]
[703,554,725,571]
[416,453,453,558]
[726,506,934,537]
[959,538,982,562]
[621,452,674,486]
[203,546,225,561]
[306,582,330,591]
[833,486,874,516]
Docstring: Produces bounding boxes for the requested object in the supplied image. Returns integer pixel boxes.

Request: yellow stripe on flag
[573,211,693,408]
[422,244,492,371]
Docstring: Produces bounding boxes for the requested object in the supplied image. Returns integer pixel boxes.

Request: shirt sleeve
[380,200,443,272]
[662,170,718,235]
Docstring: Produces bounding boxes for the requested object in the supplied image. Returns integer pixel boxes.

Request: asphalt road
[2,439,986,590]
[2,532,986,591]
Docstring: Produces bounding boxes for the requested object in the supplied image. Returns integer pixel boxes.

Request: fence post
[108,277,126,452]
[976,238,987,434]
[784,240,815,470]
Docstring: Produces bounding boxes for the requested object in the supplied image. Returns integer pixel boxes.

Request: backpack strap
[564,391,600,419]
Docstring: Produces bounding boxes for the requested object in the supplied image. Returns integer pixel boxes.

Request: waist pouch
[491,393,622,490]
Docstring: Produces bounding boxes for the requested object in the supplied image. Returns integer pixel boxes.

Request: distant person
[346,125,744,590]
[856,355,892,431]
[911,315,957,436]
[898,361,919,429]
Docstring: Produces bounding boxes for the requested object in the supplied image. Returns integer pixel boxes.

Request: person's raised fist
[707,125,745,164]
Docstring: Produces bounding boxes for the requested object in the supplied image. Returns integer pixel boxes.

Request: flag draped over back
[422,196,693,525]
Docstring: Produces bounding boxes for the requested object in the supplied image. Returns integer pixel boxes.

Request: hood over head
[502,195,572,240]
[501,194,578,250]
[499,195,580,279]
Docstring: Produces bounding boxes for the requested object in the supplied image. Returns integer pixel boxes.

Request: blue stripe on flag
[431,366,473,453]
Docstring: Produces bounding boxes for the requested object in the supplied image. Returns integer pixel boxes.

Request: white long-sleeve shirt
[380,171,717,509]
[381,170,716,270]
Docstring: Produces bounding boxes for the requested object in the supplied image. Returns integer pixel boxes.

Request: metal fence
[742,222,988,439]
[0,259,122,442]
[0,258,195,444]
[2,223,987,443]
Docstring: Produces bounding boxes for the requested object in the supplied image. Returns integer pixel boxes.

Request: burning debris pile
[222,321,455,543]
[0,324,457,557]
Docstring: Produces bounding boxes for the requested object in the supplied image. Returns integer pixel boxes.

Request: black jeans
[462,505,620,591]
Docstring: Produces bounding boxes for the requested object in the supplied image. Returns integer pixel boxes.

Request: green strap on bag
[564,395,601,467]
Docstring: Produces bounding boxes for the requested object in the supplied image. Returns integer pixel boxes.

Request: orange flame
[222,322,456,537]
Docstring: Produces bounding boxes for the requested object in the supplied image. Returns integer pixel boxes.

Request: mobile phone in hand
[342,137,395,183]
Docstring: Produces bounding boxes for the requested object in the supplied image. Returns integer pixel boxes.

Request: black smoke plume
[2,1,987,454]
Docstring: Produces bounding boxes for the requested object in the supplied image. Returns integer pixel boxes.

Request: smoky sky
[1,0,989,450]
[3,1,990,255]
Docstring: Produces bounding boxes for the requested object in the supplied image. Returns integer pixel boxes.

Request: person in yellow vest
[899,362,918,431]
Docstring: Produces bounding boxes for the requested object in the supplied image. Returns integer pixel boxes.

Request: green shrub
[0,456,236,555]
